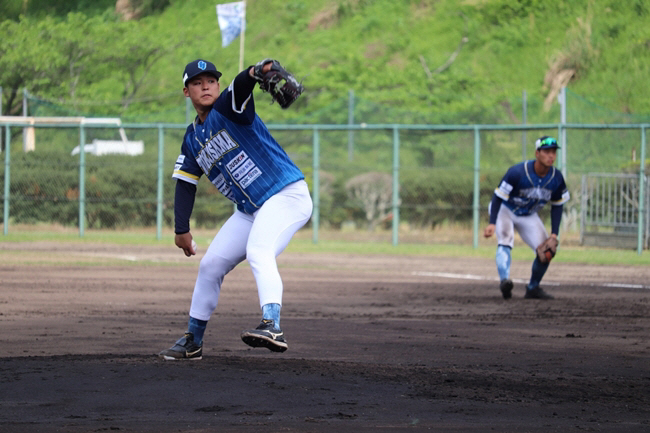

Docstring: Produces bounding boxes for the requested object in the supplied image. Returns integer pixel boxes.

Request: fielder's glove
[536,237,559,264]
[252,59,304,109]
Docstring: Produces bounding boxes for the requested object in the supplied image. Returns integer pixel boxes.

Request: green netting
[22,86,650,128]
[566,88,650,125]
[22,88,566,126]
[1,88,647,243]
[26,92,189,124]
[282,91,561,126]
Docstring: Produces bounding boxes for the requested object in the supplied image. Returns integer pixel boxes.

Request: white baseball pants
[189,180,313,321]
[495,205,548,251]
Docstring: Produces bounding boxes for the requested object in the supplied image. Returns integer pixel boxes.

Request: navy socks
[528,257,549,290]
[187,316,207,345]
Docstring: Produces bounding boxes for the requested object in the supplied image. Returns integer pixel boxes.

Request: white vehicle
[71,118,144,156]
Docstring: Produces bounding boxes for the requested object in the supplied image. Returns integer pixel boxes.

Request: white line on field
[119,255,138,261]
[411,271,558,286]
[411,271,650,289]
[601,282,650,290]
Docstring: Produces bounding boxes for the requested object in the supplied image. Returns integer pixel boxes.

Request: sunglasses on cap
[535,136,560,149]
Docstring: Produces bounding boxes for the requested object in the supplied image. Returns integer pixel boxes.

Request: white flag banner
[216,2,246,47]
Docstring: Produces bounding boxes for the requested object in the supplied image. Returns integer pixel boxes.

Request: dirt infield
[1,242,649,432]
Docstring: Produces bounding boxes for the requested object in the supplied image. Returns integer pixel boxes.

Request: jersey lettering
[499,161,569,216]
[226,151,247,172]
[240,167,262,188]
[519,187,552,202]
[211,173,234,200]
[231,158,258,182]
[196,130,239,174]
[172,86,305,215]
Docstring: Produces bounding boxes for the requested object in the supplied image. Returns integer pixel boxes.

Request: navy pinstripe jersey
[494,160,570,216]
[172,81,304,215]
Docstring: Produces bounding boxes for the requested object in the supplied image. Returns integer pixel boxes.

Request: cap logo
[198,61,207,70]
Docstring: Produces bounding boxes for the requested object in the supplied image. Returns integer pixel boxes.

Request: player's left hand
[536,236,558,263]
[251,59,304,109]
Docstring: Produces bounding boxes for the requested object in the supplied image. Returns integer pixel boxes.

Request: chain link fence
[1,118,648,250]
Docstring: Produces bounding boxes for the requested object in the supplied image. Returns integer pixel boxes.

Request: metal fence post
[22,88,27,152]
[580,174,587,245]
[392,126,400,246]
[156,124,164,240]
[312,128,320,244]
[522,89,527,162]
[78,125,86,237]
[638,126,647,255]
[185,97,192,124]
[558,87,567,178]
[0,87,3,154]
[473,126,481,248]
[348,90,354,161]
[3,125,10,235]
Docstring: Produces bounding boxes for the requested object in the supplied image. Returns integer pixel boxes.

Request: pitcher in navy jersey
[159,59,312,360]
[483,136,570,300]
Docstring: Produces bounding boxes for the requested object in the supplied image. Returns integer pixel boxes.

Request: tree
[116,0,170,21]
[0,15,107,115]
[0,12,177,117]
[95,20,180,109]
[345,172,393,230]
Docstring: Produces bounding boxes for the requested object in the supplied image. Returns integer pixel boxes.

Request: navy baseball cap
[182,59,222,87]
[535,136,560,150]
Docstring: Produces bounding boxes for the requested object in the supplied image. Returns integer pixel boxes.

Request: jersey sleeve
[494,166,519,201]
[213,69,256,125]
[550,175,570,206]
[488,193,503,224]
[172,133,202,185]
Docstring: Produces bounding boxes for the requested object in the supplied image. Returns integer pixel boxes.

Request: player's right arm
[172,131,203,256]
[484,167,516,238]
[174,179,197,257]
[484,194,503,238]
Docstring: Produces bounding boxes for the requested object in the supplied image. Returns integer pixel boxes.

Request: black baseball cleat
[524,286,554,300]
[241,319,288,353]
[158,332,203,360]
[499,278,513,300]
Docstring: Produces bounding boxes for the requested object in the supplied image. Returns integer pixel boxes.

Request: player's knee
[246,245,275,269]
[497,231,514,246]
[197,254,231,279]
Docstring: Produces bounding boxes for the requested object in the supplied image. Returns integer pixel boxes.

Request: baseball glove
[252,59,304,109]
[536,237,559,264]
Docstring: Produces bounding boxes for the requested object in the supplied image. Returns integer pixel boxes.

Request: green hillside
[2,0,649,234]
[1,0,649,125]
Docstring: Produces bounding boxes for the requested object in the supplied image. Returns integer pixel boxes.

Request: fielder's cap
[535,136,560,150]
[183,59,222,87]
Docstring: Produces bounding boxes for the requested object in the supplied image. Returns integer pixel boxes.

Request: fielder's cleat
[241,319,288,353]
[158,332,203,360]
[524,286,554,300]
[499,278,513,300]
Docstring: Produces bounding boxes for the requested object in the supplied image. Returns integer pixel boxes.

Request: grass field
[1,224,648,266]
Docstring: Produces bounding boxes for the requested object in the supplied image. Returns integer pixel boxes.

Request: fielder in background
[483,136,570,300]
[159,58,312,360]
